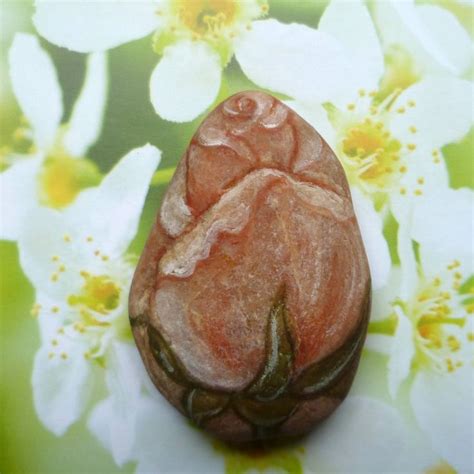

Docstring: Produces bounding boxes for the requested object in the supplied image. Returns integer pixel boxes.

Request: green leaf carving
[291,287,370,397]
[147,324,188,385]
[185,388,229,425]
[234,396,299,429]
[290,331,362,397]
[246,291,293,401]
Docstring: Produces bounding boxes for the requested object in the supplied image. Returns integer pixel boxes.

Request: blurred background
[0,1,472,473]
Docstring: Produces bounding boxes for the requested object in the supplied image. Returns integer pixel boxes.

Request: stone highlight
[129,91,371,442]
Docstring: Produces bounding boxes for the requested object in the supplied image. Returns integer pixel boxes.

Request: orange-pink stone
[129,91,371,443]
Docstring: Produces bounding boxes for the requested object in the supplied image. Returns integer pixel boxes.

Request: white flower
[18,144,161,437]
[90,379,438,473]
[303,396,437,473]
[88,341,148,467]
[368,187,474,473]
[0,33,107,241]
[373,0,472,99]
[234,0,473,282]
[33,0,268,122]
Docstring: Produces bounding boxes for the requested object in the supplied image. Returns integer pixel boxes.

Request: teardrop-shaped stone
[129,91,371,442]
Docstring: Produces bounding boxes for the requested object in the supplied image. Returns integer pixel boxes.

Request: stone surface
[129,91,371,443]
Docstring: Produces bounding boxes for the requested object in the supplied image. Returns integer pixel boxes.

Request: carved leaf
[234,396,299,429]
[184,388,229,425]
[147,324,188,385]
[246,292,293,401]
[291,288,370,397]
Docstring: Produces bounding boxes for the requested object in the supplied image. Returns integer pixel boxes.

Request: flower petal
[388,306,415,399]
[32,344,92,435]
[34,292,67,343]
[87,400,114,454]
[63,53,108,157]
[389,151,449,230]
[235,19,352,104]
[412,188,473,269]
[18,206,83,298]
[134,395,223,474]
[390,77,474,151]
[0,156,41,241]
[374,1,472,76]
[88,342,143,467]
[150,41,221,122]
[396,208,418,300]
[284,100,336,148]
[371,267,402,321]
[68,144,161,257]
[364,334,393,355]
[319,0,384,92]
[351,188,391,290]
[33,0,158,53]
[304,396,434,473]
[411,368,474,474]
[9,33,62,149]
[416,4,472,75]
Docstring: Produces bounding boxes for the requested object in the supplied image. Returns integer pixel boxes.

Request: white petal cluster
[0,33,107,241]
[20,145,161,437]
[33,0,268,122]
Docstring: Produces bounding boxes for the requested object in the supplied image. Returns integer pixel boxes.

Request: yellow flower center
[45,251,133,362]
[408,261,473,373]
[330,88,425,201]
[424,461,457,474]
[37,153,101,209]
[341,118,402,190]
[376,45,421,102]
[68,273,121,315]
[175,0,237,36]
[154,0,268,64]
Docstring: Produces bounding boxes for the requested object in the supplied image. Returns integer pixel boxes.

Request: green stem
[151,166,176,186]
[368,315,397,336]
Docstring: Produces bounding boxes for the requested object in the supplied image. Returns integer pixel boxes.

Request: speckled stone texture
[129,91,371,443]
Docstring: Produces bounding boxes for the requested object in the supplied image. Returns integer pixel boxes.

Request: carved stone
[129,91,371,443]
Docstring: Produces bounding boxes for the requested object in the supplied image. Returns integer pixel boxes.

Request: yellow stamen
[68,274,121,315]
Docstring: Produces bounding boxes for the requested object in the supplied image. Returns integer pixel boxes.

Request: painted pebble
[129,91,371,443]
